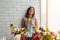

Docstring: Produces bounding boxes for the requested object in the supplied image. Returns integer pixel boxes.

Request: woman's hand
[26,22,29,27]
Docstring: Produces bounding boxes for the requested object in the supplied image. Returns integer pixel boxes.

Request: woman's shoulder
[34,17,38,22]
[22,17,27,21]
[22,17,24,20]
[35,17,37,19]
[32,16,37,19]
[22,17,26,19]
[21,18,24,22]
[33,17,38,22]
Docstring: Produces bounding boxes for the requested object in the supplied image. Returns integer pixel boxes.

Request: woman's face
[28,8,34,15]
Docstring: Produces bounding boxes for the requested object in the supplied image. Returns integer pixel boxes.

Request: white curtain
[41,0,46,28]
[48,0,60,33]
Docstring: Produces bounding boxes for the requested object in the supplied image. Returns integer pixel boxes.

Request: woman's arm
[35,18,38,27]
[35,18,38,28]
[21,18,25,28]
[32,18,38,28]
[21,18,29,28]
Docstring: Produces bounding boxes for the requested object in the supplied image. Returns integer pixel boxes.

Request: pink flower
[50,32,56,36]
[11,28,18,34]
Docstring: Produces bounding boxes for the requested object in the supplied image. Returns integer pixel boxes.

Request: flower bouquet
[39,26,57,40]
[9,24,59,40]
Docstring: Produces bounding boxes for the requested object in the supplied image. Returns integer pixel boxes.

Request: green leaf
[45,26,50,32]
[42,33,51,40]
[33,25,37,31]
[27,18,31,23]
[9,24,15,30]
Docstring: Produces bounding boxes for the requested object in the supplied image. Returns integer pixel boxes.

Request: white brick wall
[0,0,40,38]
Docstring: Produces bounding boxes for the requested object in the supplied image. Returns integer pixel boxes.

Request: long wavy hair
[25,7,35,18]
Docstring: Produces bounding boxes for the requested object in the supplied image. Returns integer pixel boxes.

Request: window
[48,0,60,33]
[41,0,46,29]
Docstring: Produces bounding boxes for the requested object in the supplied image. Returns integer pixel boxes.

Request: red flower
[33,31,39,36]
[20,34,26,40]
[32,31,40,40]
[32,36,40,40]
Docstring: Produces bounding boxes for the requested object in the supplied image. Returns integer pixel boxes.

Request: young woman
[21,7,38,40]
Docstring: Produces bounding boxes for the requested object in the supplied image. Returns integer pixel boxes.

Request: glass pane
[41,0,46,29]
[48,0,60,33]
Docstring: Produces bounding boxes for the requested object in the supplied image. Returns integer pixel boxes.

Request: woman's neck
[28,14,32,18]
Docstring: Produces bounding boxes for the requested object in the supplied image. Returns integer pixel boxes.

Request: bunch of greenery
[9,24,29,36]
